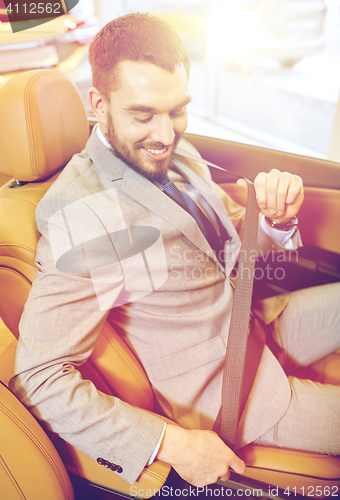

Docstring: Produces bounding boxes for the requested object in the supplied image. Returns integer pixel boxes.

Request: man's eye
[135,116,153,123]
[170,107,186,117]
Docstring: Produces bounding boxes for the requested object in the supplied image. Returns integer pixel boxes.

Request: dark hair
[88,12,190,101]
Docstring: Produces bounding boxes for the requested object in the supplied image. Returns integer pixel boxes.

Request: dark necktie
[160,175,228,263]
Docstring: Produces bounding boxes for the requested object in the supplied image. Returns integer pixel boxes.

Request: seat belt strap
[175,148,261,449]
[218,179,260,448]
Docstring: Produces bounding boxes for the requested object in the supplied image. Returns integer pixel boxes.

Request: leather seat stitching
[0,244,36,256]
[0,401,71,500]
[141,467,168,482]
[1,188,47,203]
[0,267,35,284]
[0,454,26,500]
[24,72,49,179]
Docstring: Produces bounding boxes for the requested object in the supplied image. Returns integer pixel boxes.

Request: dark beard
[112,144,173,182]
[106,114,180,182]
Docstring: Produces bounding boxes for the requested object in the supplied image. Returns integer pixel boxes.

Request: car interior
[0,69,339,500]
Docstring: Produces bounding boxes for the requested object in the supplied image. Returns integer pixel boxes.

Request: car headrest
[0,69,89,182]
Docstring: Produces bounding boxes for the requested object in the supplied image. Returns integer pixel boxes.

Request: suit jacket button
[109,463,117,471]
[116,465,123,474]
[97,457,105,466]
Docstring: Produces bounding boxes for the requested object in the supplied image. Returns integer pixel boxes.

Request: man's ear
[88,87,107,126]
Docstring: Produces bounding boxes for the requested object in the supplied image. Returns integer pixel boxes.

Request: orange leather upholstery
[0,69,339,499]
[238,445,340,495]
[0,170,57,337]
[0,67,88,337]
[0,382,74,500]
[0,69,89,181]
[0,69,171,499]
[82,321,155,411]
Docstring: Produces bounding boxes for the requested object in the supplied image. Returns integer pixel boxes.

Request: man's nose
[150,115,175,145]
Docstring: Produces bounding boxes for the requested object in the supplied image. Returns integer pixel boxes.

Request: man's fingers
[253,171,270,211]
[218,455,246,484]
[265,169,282,215]
[274,172,293,215]
[285,175,303,206]
[254,169,304,219]
[219,471,231,482]
[158,426,247,487]
[230,455,246,475]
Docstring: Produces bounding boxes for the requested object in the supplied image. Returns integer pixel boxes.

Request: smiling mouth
[145,147,167,155]
[141,146,171,161]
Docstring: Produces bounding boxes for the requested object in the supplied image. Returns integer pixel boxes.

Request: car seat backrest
[0,69,89,337]
[0,69,155,412]
[0,381,75,500]
[0,69,89,182]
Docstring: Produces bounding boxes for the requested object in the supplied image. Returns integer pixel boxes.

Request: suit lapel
[85,126,126,181]
[120,168,219,265]
[86,127,236,269]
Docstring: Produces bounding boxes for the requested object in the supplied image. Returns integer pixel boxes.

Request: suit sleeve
[9,191,166,485]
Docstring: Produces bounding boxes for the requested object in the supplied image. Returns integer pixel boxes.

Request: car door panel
[185,133,340,189]
[184,133,340,299]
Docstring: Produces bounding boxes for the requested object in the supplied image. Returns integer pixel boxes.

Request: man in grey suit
[10,13,340,487]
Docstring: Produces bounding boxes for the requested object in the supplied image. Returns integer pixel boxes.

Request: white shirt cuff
[260,213,296,248]
[147,423,167,465]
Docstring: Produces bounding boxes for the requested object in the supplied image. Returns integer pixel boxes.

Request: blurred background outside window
[92,0,340,160]
[1,0,340,160]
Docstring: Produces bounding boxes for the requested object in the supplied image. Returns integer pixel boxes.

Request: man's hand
[156,424,246,486]
[237,169,304,223]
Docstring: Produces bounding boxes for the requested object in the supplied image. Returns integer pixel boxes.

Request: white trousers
[255,282,340,455]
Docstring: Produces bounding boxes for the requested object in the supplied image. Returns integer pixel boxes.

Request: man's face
[102,61,191,181]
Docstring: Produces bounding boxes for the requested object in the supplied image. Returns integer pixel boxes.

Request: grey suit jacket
[10,128,298,484]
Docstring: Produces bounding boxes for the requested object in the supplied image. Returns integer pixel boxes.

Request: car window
[1,0,339,163]
[100,0,340,161]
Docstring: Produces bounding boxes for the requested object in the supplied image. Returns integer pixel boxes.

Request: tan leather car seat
[0,69,171,499]
[0,69,339,499]
[0,381,75,500]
